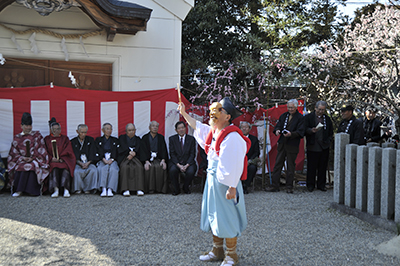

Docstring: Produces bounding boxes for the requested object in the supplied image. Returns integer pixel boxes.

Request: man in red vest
[178,97,250,266]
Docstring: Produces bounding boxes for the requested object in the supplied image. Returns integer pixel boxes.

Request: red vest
[205,125,251,180]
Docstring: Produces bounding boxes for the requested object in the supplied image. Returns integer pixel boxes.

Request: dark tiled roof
[96,0,152,20]
[0,0,153,41]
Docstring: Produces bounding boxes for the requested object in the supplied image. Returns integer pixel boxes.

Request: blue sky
[338,0,384,17]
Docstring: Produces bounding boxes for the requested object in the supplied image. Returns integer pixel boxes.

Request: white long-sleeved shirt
[194,121,246,188]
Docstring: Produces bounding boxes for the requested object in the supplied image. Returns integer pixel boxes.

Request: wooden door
[0,58,112,91]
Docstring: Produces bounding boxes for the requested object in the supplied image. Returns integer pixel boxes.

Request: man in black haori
[70,124,98,194]
[118,123,146,196]
[96,123,119,197]
[304,101,333,192]
[142,121,168,193]
[362,106,383,144]
[337,104,365,145]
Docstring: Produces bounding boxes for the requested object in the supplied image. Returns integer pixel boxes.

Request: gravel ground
[0,187,399,266]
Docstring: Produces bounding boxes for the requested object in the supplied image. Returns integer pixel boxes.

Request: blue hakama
[194,121,247,239]
[201,160,247,238]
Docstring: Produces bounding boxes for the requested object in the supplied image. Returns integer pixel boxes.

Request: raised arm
[178,102,197,130]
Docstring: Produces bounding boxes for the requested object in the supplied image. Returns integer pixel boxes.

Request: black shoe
[184,189,191,194]
[243,189,249,194]
[265,187,280,192]
[317,187,327,192]
[286,188,294,194]
[172,192,180,196]
[307,187,314,192]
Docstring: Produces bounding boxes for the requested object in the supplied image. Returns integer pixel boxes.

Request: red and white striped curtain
[0,86,190,158]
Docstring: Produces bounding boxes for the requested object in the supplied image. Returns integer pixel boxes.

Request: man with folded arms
[142,121,168,194]
[118,123,145,196]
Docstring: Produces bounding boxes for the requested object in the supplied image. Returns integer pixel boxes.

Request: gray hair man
[265,99,305,193]
[117,123,146,196]
[70,124,98,194]
[141,121,168,193]
[95,123,120,197]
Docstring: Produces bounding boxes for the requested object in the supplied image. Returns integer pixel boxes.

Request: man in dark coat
[239,121,260,194]
[304,101,333,192]
[118,123,146,196]
[265,99,305,193]
[168,121,197,195]
[70,124,98,194]
[362,106,382,143]
[337,104,365,145]
[95,123,119,197]
[142,121,168,193]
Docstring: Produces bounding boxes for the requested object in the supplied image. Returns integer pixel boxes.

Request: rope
[0,23,104,39]
[6,57,112,77]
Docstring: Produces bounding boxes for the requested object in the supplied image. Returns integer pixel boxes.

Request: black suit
[242,134,260,192]
[168,134,197,194]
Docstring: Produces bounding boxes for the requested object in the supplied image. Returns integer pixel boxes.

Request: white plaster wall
[0,0,194,92]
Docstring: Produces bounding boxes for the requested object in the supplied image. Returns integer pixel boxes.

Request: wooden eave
[0,0,152,42]
[0,0,15,12]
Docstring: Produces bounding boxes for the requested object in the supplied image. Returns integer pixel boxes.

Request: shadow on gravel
[1,177,400,266]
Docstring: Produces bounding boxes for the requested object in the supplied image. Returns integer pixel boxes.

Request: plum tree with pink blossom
[302,5,400,133]
[188,59,290,109]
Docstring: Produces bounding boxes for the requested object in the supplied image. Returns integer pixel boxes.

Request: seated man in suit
[95,123,119,197]
[239,121,260,194]
[168,121,197,195]
[70,124,98,194]
[118,123,146,196]
[142,121,168,193]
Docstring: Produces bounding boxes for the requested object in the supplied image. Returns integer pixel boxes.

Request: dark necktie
[180,137,184,152]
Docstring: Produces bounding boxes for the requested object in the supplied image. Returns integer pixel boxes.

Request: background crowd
[1,98,395,198]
